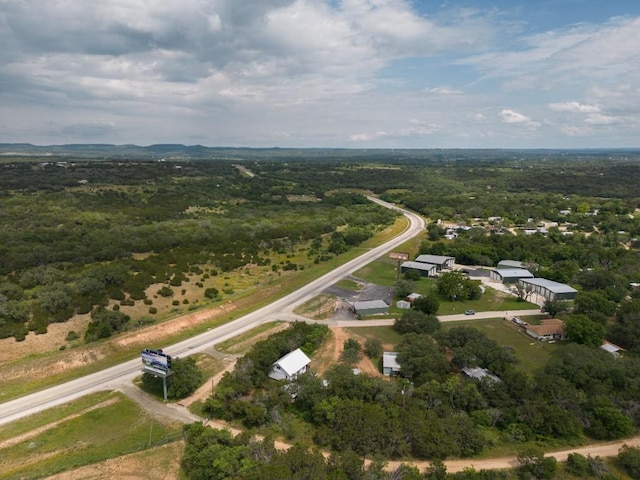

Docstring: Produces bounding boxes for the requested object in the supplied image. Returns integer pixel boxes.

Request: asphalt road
[0,197,425,427]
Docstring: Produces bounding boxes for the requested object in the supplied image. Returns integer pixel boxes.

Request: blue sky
[1,0,639,148]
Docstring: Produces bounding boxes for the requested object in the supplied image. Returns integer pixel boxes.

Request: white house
[268,348,311,381]
[382,352,401,376]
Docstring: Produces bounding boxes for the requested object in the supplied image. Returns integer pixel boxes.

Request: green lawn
[345,326,403,347]
[435,286,539,315]
[0,391,181,480]
[353,258,400,285]
[334,278,361,291]
[441,317,561,375]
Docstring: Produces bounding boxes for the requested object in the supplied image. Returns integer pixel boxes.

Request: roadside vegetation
[0,391,181,479]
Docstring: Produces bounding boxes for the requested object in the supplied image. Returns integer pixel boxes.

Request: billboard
[141,348,172,375]
[389,252,409,261]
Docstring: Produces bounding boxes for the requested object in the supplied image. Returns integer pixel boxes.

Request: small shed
[600,341,625,358]
[525,319,566,341]
[462,367,501,383]
[382,352,401,376]
[268,348,311,381]
[353,300,389,316]
[490,268,534,284]
[396,300,411,309]
[400,261,437,277]
[407,292,423,303]
[414,254,455,271]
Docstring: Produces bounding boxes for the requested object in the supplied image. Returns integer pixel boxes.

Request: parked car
[464,310,476,315]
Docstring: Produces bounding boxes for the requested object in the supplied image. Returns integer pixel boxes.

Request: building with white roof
[268,348,311,381]
[382,352,401,376]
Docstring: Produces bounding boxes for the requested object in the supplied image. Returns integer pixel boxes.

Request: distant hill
[1,143,639,162]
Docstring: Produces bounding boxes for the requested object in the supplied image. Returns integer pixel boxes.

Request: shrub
[149,307,157,314]
[204,287,219,299]
[65,331,80,341]
[157,286,174,297]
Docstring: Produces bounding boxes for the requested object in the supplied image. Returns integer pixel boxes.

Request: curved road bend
[0,198,424,427]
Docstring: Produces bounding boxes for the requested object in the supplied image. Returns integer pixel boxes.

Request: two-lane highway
[0,198,424,426]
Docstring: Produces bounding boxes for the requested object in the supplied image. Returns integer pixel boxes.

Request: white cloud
[349,131,388,142]
[499,109,540,127]
[561,125,592,136]
[548,102,600,113]
[425,86,464,95]
[585,113,618,125]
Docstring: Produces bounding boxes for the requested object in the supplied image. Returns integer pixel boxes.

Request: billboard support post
[162,376,168,401]
[389,252,410,299]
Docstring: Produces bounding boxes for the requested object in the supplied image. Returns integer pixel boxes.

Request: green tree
[516,447,557,480]
[542,299,569,317]
[394,310,440,335]
[396,333,451,385]
[412,295,440,315]
[204,287,219,300]
[618,444,640,479]
[395,279,415,299]
[564,314,606,346]
[364,338,383,358]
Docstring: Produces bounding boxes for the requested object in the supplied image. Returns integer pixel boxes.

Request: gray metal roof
[497,260,526,269]
[401,261,436,271]
[462,367,501,383]
[383,352,401,370]
[494,268,533,278]
[353,299,389,310]
[415,254,454,265]
[519,277,577,294]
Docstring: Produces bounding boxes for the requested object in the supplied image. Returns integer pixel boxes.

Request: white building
[268,348,311,381]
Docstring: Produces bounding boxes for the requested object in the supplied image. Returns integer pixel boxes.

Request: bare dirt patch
[312,327,382,378]
[0,314,89,365]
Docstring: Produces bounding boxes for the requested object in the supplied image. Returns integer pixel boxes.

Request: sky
[1,0,639,149]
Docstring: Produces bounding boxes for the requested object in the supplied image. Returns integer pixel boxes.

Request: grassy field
[215,321,285,355]
[0,391,182,480]
[334,278,362,291]
[292,294,339,320]
[441,317,561,375]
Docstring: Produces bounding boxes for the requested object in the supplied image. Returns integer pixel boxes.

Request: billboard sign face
[141,349,172,375]
[389,252,409,261]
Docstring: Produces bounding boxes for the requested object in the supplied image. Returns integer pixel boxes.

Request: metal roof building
[462,367,501,383]
[353,299,389,316]
[400,260,437,277]
[497,260,526,269]
[414,254,455,271]
[517,277,578,301]
[490,268,534,284]
[382,352,401,376]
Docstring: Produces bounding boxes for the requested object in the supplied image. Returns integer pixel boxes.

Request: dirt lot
[312,326,382,377]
